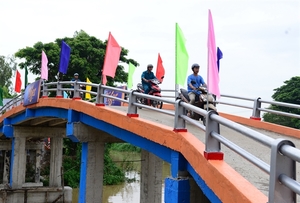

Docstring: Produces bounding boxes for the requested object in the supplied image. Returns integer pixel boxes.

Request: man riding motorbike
[187,63,207,117]
[141,64,157,94]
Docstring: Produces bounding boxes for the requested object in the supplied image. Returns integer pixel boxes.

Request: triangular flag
[41,51,48,80]
[102,32,121,81]
[0,87,3,106]
[127,63,136,89]
[217,47,223,72]
[63,91,68,98]
[207,9,220,98]
[175,23,189,86]
[85,78,92,99]
[15,70,22,93]
[102,75,107,85]
[58,41,71,74]
[25,66,28,88]
[156,53,165,83]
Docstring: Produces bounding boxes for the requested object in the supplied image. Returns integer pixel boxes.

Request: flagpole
[175,23,179,99]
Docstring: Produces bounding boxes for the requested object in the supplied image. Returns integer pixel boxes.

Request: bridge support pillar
[10,137,26,189]
[49,137,63,187]
[140,150,162,203]
[79,141,104,203]
[164,177,190,203]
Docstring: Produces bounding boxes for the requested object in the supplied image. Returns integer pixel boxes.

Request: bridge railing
[1,81,300,202]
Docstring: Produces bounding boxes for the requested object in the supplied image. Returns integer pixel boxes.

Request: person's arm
[187,77,196,90]
[141,72,149,83]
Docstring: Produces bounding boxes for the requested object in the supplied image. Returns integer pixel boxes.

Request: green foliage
[263,76,300,129]
[0,55,17,96]
[109,143,141,152]
[103,145,125,185]
[15,30,139,86]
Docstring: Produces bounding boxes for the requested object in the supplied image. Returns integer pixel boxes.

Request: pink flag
[41,51,48,80]
[102,32,121,80]
[102,75,107,85]
[207,9,220,98]
[155,53,165,83]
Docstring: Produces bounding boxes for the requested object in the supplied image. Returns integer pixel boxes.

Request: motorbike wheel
[151,96,163,109]
[137,97,143,109]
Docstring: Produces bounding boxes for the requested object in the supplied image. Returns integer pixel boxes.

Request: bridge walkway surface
[111,106,300,199]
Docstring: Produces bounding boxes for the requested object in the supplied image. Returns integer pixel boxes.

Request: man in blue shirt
[70,73,81,98]
[141,64,157,94]
[187,63,206,106]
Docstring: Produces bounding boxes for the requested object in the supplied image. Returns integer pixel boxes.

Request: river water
[72,152,171,202]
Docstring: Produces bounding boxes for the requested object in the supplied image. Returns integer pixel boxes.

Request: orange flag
[155,53,165,83]
[15,70,22,93]
[102,32,121,85]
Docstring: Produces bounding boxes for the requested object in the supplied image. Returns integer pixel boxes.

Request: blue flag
[58,41,71,74]
[217,47,223,72]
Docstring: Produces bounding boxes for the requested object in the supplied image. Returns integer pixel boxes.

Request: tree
[15,30,140,187]
[263,76,300,129]
[15,30,139,86]
[0,55,17,97]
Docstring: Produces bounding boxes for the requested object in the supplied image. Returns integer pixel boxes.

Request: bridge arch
[0,98,268,202]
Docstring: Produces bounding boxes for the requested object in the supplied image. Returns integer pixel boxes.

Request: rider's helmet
[147,64,153,70]
[74,73,79,76]
[191,63,200,71]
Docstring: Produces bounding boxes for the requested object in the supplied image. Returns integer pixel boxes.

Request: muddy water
[72,151,170,202]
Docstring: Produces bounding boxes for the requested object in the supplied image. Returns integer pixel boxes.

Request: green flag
[175,23,189,86]
[127,62,136,89]
[0,87,3,106]
[25,66,28,87]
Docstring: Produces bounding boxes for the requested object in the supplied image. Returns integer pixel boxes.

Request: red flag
[102,32,121,80]
[15,70,22,93]
[155,53,165,83]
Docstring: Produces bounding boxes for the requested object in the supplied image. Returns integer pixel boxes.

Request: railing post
[127,91,138,117]
[95,84,105,106]
[250,97,261,120]
[173,100,187,132]
[72,81,81,100]
[204,110,223,160]
[269,138,296,203]
[56,81,63,98]
[42,81,48,98]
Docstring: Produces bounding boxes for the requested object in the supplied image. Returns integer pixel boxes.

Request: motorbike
[136,78,163,109]
[177,85,217,126]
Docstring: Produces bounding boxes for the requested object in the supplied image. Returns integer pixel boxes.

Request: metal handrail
[1,81,300,203]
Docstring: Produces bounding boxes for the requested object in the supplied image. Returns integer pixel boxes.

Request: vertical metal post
[42,81,48,98]
[56,82,63,98]
[204,110,223,160]
[173,100,186,132]
[127,91,138,117]
[73,81,81,99]
[269,138,296,203]
[250,97,261,120]
[95,84,105,106]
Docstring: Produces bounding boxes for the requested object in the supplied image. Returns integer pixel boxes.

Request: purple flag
[58,41,71,74]
[217,47,223,72]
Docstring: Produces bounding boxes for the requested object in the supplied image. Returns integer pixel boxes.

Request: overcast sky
[1,0,299,106]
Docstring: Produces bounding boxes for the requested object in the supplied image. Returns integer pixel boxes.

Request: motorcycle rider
[187,63,206,115]
[141,64,157,94]
[70,73,81,98]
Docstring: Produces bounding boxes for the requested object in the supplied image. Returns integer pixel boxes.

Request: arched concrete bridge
[0,97,300,203]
